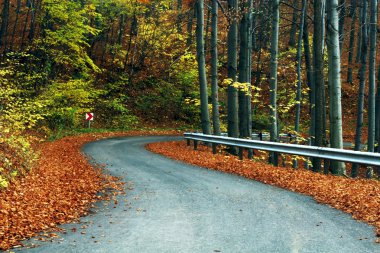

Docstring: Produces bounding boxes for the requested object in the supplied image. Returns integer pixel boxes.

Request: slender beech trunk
[0,0,10,48]
[238,2,250,139]
[21,0,31,49]
[28,0,36,42]
[338,0,346,54]
[186,6,196,47]
[227,0,239,148]
[327,0,345,175]
[10,0,22,51]
[204,7,211,54]
[118,14,126,46]
[312,0,326,172]
[269,0,280,166]
[355,4,362,63]
[196,0,211,135]
[211,0,221,135]
[124,13,138,71]
[366,0,377,177]
[352,0,368,178]
[177,0,183,34]
[303,18,315,170]
[376,65,380,153]
[347,1,357,84]
[247,0,253,159]
[288,0,298,47]
[238,0,254,159]
[294,0,307,168]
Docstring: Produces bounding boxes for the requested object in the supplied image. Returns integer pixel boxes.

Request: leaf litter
[0,130,180,250]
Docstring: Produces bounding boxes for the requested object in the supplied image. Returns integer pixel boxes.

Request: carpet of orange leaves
[147,141,380,242]
[0,130,180,250]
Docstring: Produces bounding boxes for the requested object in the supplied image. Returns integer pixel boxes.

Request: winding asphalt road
[15,136,379,253]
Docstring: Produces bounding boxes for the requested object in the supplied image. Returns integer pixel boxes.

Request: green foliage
[99,96,139,129]
[252,113,271,131]
[40,79,103,130]
[35,0,100,76]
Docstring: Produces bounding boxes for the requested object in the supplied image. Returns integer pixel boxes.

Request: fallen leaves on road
[0,130,180,250]
[147,141,380,242]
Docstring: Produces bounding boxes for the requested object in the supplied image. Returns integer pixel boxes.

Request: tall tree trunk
[238,1,250,139]
[288,0,298,48]
[247,0,253,159]
[312,0,326,172]
[326,0,345,175]
[376,64,380,153]
[196,0,211,135]
[117,14,126,45]
[294,0,307,168]
[211,0,221,135]
[355,4,362,63]
[346,1,357,84]
[269,0,280,166]
[177,0,183,34]
[303,18,315,170]
[124,13,138,71]
[28,0,36,42]
[227,0,239,149]
[186,5,196,47]
[366,0,377,177]
[204,7,211,54]
[0,0,10,49]
[338,0,346,54]
[352,0,368,178]
[21,0,31,50]
[10,0,22,51]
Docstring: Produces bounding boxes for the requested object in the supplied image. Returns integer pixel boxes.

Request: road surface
[15,136,379,253]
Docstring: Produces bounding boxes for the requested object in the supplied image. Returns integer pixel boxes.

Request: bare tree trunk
[326,0,345,175]
[294,0,307,168]
[196,0,211,135]
[352,0,368,178]
[355,4,362,63]
[288,0,298,47]
[177,0,183,34]
[10,0,22,51]
[312,0,326,172]
[186,5,196,47]
[227,0,239,154]
[21,0,31,50]
[366,0,377,177]
[0,0,10,50]
[346,0,357,83]
[338,0,346,54]
[28,0,36,42]
[211,0,221,135]
[269,0,280,166]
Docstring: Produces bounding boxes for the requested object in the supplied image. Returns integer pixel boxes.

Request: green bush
[252,113,271,131]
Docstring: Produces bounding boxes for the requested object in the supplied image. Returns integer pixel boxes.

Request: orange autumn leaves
[0,130,180,250]
[147,141,380,242]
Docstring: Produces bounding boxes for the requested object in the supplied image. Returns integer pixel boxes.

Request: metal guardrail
[184,133,380,167]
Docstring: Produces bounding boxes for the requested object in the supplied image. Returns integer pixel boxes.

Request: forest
[0,0,380,189]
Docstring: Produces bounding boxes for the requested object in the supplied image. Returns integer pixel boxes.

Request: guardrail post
[212,143,217,154]
[194,140,198,150]
[187,139,191,146]
[239,147,244,160]
[248,149,254,159]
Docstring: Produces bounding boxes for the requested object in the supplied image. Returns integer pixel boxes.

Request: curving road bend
[15,136,379,253]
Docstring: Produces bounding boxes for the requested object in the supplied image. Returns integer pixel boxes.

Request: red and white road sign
[86,112,94,121]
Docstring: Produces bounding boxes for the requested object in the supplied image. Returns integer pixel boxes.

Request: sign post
[86,113,94,128]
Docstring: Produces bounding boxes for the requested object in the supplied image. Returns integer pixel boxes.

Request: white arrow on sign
[86,112,94,121]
